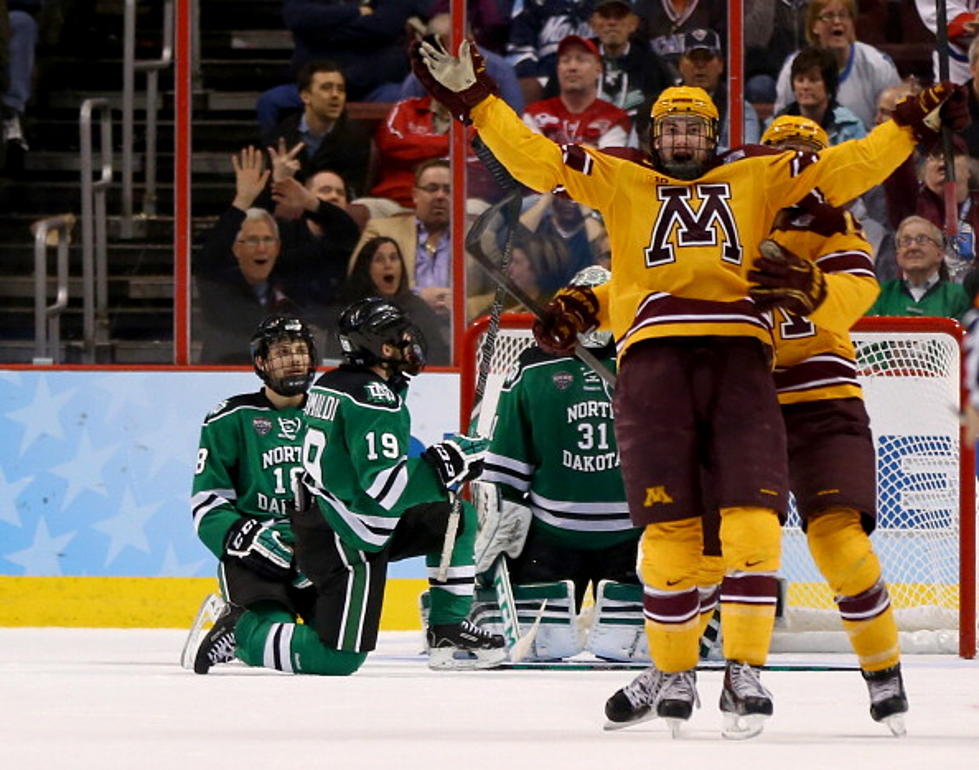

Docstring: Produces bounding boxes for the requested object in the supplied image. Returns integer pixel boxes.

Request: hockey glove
[891,81,970,145]
[748,239,828,316]
[224,518,293,581]
[423,434,489,490]
[410,38,498,124]
[532,285,601,356]
[292,570,313,590]
[472,481,533,574]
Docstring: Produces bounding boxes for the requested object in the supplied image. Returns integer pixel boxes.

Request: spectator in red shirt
[523,34,636,148]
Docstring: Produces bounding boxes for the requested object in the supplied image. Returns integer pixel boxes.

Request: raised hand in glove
[224,518,293,581]
[422,434,489,490]
[532,285,601,356]
[748,239,827,316]
[409,38,498,124]
[892,81,970,145]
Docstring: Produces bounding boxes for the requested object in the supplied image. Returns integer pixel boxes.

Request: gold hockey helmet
[760,115,830,152]
[650,86,719,142]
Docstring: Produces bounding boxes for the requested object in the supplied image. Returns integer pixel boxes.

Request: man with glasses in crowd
[352,159,453,320]
[867,215,972,319]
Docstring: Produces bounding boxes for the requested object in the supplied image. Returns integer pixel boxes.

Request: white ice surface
[3,629,979,770]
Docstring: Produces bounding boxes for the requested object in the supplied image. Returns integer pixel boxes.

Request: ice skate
[427,619,506,670]
[192,601,244,675]
[863,664,908,736]
[655,669,700,738]
[719,661,773,739]
[604,665,663,730]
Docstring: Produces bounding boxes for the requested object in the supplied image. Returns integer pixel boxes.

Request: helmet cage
[337,297,428,375]
[250,316,317,396]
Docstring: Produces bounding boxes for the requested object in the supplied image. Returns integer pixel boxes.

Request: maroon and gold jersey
[471,95,914,361]
[769,201,879,405]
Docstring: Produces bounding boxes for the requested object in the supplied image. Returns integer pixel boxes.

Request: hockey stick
[436,139,523,582]
[463,170,617,388]
[936,0,959,239]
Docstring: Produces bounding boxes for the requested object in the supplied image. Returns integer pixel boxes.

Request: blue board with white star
[0,370,458,578]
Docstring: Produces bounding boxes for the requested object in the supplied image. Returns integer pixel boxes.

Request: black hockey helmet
[250,315,317,396]
[336,297,427,375]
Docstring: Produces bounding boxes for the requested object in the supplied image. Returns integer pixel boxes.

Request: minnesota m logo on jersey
[643,486,675,506]
[645,183,741,267]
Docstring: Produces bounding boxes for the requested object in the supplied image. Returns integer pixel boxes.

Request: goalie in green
[472,266,645,662]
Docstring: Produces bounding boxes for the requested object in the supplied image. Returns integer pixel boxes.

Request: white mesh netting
[465,320,974,655]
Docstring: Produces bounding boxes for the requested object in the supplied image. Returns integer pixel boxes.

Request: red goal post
[460,313,977,658]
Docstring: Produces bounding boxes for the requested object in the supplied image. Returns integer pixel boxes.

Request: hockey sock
[695,554,724,636]
[719,506,780,666]
[807,508,900,671]
[426,499,477,625]
[235,603,367,676]
[638,518,703,672]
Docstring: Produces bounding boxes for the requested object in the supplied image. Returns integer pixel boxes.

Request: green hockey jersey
[482,347,638,549]
[191,391,306,559]
[300,366,445,552]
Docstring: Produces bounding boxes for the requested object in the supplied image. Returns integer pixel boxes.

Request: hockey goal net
[460,313,977,658]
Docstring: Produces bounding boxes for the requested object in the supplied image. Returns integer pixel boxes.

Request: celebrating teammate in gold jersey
[410,37,968,739]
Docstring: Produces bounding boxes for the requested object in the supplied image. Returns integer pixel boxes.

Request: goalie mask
[570,265,612,348]
[760,115,829,153]
[250,315,317,396]
[337,296,428,376]
[650,86,719,180]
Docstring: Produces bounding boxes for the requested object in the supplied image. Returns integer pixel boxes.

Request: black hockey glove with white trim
[224,518,293,581]
[422,434,489,490]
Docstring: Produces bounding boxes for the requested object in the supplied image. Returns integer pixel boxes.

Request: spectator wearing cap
[584,0,672,118]
[674,28,760,149]
[867,216,971,321]
[769,46,866,146]
[773,0,900,132]
[634,0,727,82]
[523,34,636,148]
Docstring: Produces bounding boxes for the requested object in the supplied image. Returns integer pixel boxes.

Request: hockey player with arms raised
[476,265,644,662]
[607,115,910,736]
[410,37,967,737]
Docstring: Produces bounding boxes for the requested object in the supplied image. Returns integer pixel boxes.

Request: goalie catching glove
[423,434,489,490]
[891,81,969,145]
[532,285,602,356]
[409,38,498,124]
[748,239,827,316]
[224,517,294,581]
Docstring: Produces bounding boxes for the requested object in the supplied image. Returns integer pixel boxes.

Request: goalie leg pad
[719,507,780,666]
[807,508,900,671]
[587,580,650,662]
[465,580,582,660]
